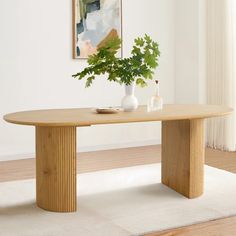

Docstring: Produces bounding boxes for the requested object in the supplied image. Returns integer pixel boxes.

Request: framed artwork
[73,0,122,59]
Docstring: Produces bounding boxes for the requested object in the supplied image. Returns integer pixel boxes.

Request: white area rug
[1,164,236,236]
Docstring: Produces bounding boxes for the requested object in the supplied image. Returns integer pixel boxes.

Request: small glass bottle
[147,80,163,112]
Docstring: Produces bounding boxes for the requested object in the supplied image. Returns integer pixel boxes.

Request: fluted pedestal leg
[161,119,205,198]
[36,126,77,212]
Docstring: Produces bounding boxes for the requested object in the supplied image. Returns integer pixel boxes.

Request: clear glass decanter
[147,80,163,112]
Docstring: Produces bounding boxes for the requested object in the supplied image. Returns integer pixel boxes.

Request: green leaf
[144,34,152,44]
[72,34,160,88]
[134,37,144,47]
[132,46,141,55]
[136,78,147,87]
[85,76,95,87]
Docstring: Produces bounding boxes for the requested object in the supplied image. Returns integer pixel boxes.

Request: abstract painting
[73,0,122,59]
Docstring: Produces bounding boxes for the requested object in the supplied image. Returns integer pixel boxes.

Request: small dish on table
[95,107,122,114]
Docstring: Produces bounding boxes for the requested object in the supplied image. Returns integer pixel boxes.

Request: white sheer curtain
[206,0,236,151]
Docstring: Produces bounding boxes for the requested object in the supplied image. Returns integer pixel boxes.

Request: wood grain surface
[162,119,205,198]
[3,105,233,127]
[36,126,77,212]
[147,216,236,236]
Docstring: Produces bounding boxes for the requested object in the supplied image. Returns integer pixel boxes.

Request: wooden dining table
[3,104,233,212]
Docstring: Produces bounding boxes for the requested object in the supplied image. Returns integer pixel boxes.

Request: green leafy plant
[72,34,160,87]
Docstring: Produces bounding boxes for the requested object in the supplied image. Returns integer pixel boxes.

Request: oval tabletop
[3,104,233,127]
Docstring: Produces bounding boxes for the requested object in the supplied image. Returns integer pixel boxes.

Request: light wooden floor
[1,145,236,236]
[0,145,161,182]
[147,216,236,236]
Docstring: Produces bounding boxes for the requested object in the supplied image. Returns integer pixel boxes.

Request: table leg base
[161,119,205,198]
[36,126,77,212]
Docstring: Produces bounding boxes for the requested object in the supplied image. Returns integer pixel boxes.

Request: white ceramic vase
[121,82,138,112]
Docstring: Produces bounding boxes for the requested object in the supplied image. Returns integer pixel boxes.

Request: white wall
[198,0,207,104]
[174,0,206,104]
[175,0,199,104]
[0,0,176,160]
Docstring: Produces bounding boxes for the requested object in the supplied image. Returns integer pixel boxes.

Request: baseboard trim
[0,145,161,182]
[0,139,160,161]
